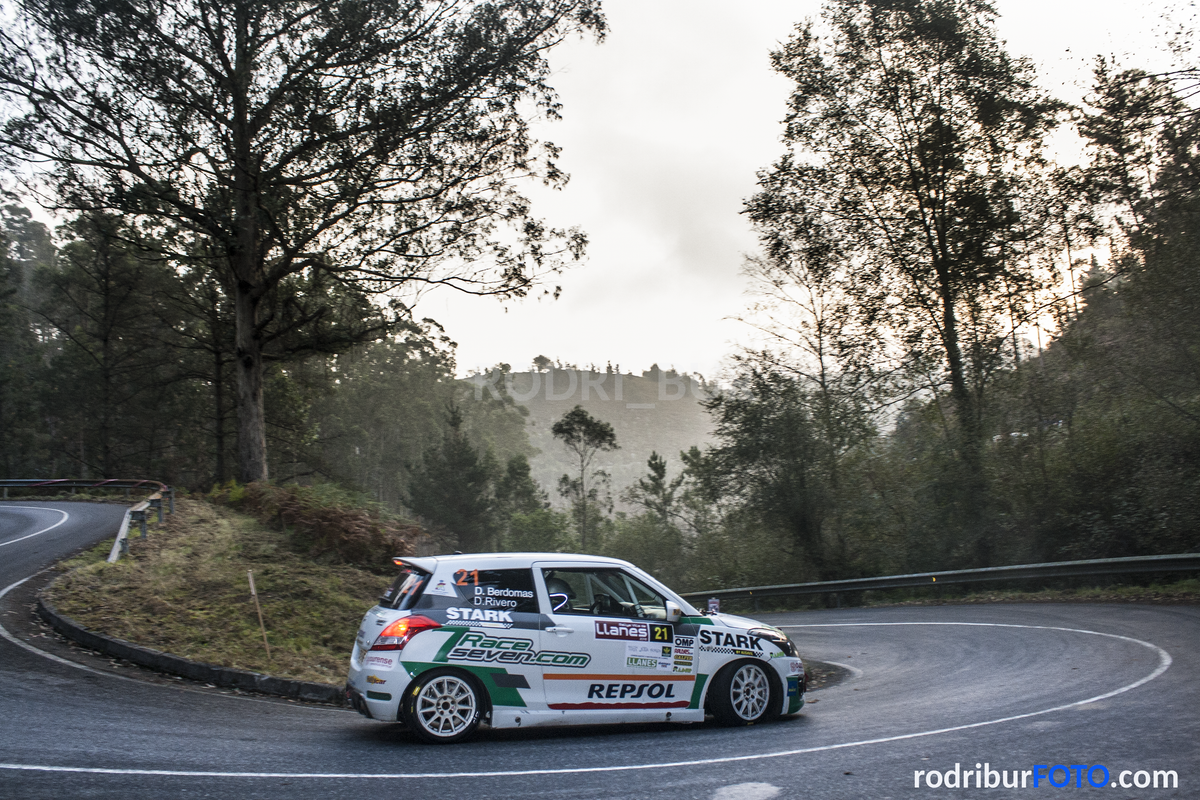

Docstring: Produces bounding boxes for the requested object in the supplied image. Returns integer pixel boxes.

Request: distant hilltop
[467,364,715,507]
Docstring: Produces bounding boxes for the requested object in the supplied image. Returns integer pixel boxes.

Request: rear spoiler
[392,556,437,574]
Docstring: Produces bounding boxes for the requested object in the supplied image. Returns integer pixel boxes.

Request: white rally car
[345,553,806,743]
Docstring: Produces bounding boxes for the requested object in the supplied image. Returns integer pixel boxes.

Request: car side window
[456,568,539,614]
[542,568,667,619]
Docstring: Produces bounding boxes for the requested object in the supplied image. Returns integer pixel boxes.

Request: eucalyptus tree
[0,0,605,482]
[736,243,881,508]
[551,405,617,551]
[748,0,1064,530]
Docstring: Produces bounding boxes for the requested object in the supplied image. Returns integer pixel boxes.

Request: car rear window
[379,567,429,610]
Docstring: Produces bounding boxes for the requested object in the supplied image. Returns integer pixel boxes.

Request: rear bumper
[345,683,373,719]
[345,672,404,722]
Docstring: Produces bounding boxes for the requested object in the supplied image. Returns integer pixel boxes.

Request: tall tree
[309,327,458,506]
[622,451,684,526]
[494,452,571,552]
[0,206,46,474]
[495,454,549,518]
[407,405,497,553]
[0,204,52,477]
[36,213,180,477]
[749,0,1063,542]
[0,0,604,482]
[697,368,832,579]
[157,260,238,486]
[1076,64,1200,425]
[735,240,881,507]
[551,404,617,551]
[1079,64,1182,237]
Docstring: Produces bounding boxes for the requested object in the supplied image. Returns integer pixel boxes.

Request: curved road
[1,502,1195,799]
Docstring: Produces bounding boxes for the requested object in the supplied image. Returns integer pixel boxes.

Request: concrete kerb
[35,587,344,706]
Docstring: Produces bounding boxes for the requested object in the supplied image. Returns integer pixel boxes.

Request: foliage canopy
[0,0,605,481]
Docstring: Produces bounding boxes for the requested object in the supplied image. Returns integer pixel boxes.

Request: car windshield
[542,568,668,619]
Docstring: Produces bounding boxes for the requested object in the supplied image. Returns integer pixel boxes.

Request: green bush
[210,481,422,571]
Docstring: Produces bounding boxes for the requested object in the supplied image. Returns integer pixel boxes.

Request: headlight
[750,627,797,657]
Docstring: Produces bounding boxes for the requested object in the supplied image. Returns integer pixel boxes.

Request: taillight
[369,615,441,651]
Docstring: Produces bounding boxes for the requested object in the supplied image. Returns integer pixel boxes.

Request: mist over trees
[0,0,1195,589]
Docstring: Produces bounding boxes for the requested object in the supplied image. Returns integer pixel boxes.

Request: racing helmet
[545,576,574,612]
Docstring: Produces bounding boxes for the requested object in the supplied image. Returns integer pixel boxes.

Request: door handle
[546,626,574,636]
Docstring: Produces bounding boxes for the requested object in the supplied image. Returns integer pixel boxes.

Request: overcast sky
[432,0,1188,379]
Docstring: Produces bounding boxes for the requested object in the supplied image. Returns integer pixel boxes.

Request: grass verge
[45,497,395,685]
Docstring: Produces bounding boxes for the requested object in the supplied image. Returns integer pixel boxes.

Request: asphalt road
[1,501,1196,799]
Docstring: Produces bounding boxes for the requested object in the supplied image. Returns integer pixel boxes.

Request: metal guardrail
[679,553,1200,605]
[0,478,169,498]
[106,492,168,563]
[0,478,173,562]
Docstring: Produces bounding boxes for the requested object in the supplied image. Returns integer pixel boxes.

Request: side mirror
[665,600,682,624]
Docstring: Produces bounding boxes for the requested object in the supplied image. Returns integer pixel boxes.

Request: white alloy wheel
[404,670,482,743]
[730,663,770,720]
[709,659,777,726]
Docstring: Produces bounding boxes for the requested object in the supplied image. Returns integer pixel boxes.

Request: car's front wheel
[401,669,484,744]
[708,659,778,726]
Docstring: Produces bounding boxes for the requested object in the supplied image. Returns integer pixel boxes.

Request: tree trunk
[938,277,987,542]
[100,340,112,478]
[578,462,589,551]
[940,292,976,454]
[213,343,227,486]
[231,5,266,485]
[234,281,267,483]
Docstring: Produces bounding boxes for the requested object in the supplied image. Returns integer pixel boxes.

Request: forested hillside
[469,365,713,510]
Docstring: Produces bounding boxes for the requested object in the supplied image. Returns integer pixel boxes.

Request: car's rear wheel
[402,669,484,744]
[708,659,778,726]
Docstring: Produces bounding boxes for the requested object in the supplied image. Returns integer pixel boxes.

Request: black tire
[401,668,484,744]
[707,659,779,726]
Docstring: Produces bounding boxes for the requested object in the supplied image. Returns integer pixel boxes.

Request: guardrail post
[120,535,129,556]
[133,509,147,538]
[151,497,163,523]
